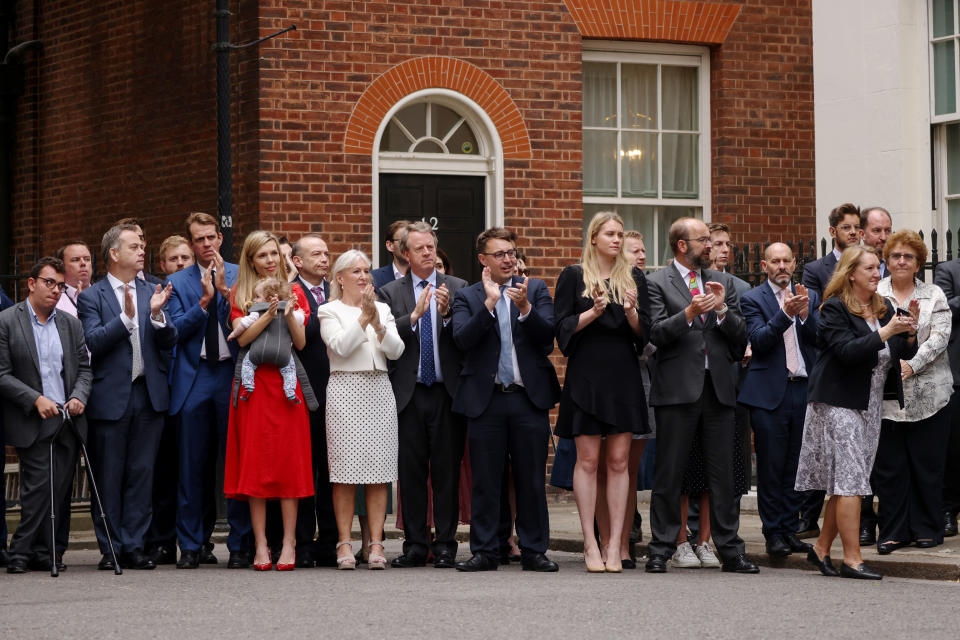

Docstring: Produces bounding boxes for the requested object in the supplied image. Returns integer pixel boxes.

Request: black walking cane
[48,405,122,577]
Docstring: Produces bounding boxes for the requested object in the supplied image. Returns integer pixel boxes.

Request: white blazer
[318,299,404,372]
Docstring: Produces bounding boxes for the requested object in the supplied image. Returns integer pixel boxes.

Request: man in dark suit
[0,258,92,573]
[371,219,411,290]
[0,285,11,567]
[164,212,252,569]
[288,232,337,567]
[451,227,561,572]
[644,217,755,574]
[379,221,468,569]
[934,257,960,538]
[739,243,819,557]
[115,217,164,286]
[78,224,177,570]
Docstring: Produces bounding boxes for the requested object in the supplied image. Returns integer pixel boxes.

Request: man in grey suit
[379,221,468,568]
[0,257,92,573]
[644,218,756,574]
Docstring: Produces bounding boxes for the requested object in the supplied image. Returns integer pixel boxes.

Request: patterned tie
[125,284,144,380]
[418,280,436,386]
[205,289,220,361]
[777,287,801,376]
[688,270,705,322]
[311,285,325,305]
[496,285,515,386]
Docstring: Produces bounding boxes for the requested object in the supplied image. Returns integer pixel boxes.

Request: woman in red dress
[224,230,313,571]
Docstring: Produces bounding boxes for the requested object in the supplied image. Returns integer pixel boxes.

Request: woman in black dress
[555,211,650,573]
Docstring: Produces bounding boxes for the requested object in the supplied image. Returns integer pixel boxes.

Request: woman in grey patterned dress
[795,246,918,580]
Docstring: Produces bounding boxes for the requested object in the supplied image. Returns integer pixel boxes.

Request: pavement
[12,491,960,581]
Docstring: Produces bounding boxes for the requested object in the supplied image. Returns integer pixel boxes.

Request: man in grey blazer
[379,221,468,568]
[0,257,92,573]
[644,218,755,574]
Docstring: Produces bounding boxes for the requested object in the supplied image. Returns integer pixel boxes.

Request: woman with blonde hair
[554,210,650,572]
[224,230,315,571]
[796,245,917,580]
[318,249,404,569]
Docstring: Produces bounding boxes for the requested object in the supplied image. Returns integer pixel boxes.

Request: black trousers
[873,409,951,544]
[398,383,466,557]
[467,390,550,558]
[942,389,960,516]
[297,402,337,560]
[649,372,745,561]
[9,429,79,562]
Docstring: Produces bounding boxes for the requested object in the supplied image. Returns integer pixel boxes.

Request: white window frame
[930,0,960,123]
[582,41,711,266]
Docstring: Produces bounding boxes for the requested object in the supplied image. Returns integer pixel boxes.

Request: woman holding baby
[224,230,314,571]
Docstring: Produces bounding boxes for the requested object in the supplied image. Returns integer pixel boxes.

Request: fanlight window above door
[380,102,480,155]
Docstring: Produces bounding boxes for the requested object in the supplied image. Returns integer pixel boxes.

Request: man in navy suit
[164,212,252,569]
[78,223,177,570]
[739,243,819,557]
[371,219,411,290]
[451,227,561,572]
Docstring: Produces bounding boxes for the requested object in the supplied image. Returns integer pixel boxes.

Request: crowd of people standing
[1,203,958,581]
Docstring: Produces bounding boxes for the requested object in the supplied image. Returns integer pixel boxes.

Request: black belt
[787,376,807,382]
[494,383,524,394]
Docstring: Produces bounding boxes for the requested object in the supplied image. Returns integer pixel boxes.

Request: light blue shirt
[410,270,443,384]
[26,299,66,405]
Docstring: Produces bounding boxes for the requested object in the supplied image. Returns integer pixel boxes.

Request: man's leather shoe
[199,543,218,564]
[944,512,958,537]
[313,550,339,568]
[98,555,117,571]
[6,557,28,574]
[795,519,820,539]
[27,557,52,572]
[915,539,938,549]
[805,548,839,577]
[227,550,251,569]
[176,550,200,569]
[877,540,911,555]
[391,553,427,568]
[521,553,558,572]
[644,554,668,573]
[295,552,315,568]
[721,554,759,574]
[433,552,456,569]
[123,551,156,570]
[149,546,176,565]
[765,534,791,557]
[840,562,882,580]
[859,523,876,545]
[784,533,813,554]
[455,554,498,572]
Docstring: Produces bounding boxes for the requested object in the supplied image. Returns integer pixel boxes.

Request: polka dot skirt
[326,370,399,484]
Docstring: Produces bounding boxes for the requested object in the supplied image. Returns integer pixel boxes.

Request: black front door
[379,173,485,284]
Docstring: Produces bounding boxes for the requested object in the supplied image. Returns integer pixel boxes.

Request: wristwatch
[716,304,728,316]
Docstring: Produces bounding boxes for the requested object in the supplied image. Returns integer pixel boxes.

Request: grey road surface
[1,544,957,639]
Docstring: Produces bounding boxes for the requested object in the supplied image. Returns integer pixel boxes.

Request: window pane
[949,199,960,234]
[948,124,960,194]
[662,133,699,198]
[447,121,479,155]
[661,66,698,131]
[934,40,957,115]
[381,120,412,152]
[412,139,444,153]
[658,206,701,264]
[584,62,618,128]
[933,0,955,38]
[396,103,427,140]
[583,203,655,257]
[621,131,658,197]
[432,104,462,139]
[621,64,657,129]
[583,130,618,196]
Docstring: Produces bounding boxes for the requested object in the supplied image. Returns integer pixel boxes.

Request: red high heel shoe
[276,562,295,571]
[253,561,273,571]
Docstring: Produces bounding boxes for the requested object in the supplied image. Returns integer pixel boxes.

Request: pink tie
[777,288,801,376]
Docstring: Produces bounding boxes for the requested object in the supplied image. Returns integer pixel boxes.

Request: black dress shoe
[784,533,813,554]
[391,553,427,568]
[944,512,958,537]
[521,553,558,572]
[433,552,456,569]
[6,558,28,574]
[56,552,66,572]
[840,562,882,580]
[97,555,117,571]
[765,534,791,557]
[645,554,668,573]
[915,539,938,549]
[295,552,315,568]
[27,557,53,572]
[859,523,876,545]
[877,540,911,555]
[721,554,759,574]
[455,554,498,572]
[176,550,200,569]
[228,550,251,569]
[313,551,339,568]
[199,543,218,565]
[621,558,637,570]
[805,548,839,576]
[149,546,177,565]
[795,519,820,539]
[123,550,157,570]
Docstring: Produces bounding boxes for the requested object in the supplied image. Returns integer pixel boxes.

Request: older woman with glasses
[872,231,952,554]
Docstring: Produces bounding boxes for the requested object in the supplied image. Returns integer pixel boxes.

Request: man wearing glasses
[644,217,755,574]
[0,257,92,573]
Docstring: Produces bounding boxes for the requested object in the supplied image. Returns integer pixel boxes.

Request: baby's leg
[240,353,256,396]
[280,356,298,402]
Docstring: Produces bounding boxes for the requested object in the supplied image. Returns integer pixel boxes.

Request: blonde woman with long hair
[554,211,650,572]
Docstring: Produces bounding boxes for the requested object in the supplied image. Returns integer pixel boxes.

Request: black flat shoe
[391,553,427,568]
[784,533,813,554]
[840,562,882,580]
[455,554,498,572]
[6,558,28,574]
[805,548,839,576]
[944,512,958,537]
[765,534,791,557]
[859,524,876,545]
[199,544,218,565]
[176,550,200,569]
[521,553,559,572]
[721,554,759,574]
[644,554,668,573]
[914,539,938,549]
[433,552,456,569]
[877,540,911,555]
[621,558,637,570]
[122,551,156,570]
[795,519,820,539]
[97,555,117,571]
[228,550,251,569]
[149,546,177,565]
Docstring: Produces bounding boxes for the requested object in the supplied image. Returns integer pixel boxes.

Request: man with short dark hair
[0,258,92,573]
[801,203,861,298]
[114,218,164,286]
[372,220,411,289]
[55,241,92,317]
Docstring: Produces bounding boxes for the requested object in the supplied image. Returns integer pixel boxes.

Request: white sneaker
[695,541,721,568]
[669,541,701,568]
